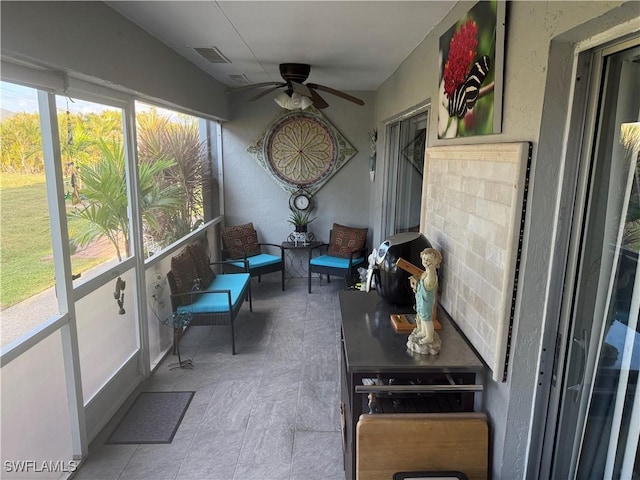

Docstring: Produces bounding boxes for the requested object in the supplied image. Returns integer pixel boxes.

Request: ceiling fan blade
[227,82,285,93]
[248,85,286,102]
[307,83,365,106]
[290,81,311,98]
[308,88,329,109]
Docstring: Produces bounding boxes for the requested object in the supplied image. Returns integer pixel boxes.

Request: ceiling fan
[230,63,365,110]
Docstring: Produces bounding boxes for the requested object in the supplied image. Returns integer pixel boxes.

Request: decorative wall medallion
[247,107,357,194]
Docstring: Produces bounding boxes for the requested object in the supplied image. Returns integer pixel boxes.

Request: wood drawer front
[356,413,488,480]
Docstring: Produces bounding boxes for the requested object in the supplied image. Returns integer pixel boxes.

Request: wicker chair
[221,222,285,291]
[308,223,368,293]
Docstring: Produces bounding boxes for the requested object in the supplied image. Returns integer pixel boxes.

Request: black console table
[339,290,485,480]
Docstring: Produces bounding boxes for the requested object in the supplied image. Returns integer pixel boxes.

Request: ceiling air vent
[228,74,250,85]
[193,47,230,64]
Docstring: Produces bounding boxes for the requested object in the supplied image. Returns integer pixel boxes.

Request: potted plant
[288,207,316,233]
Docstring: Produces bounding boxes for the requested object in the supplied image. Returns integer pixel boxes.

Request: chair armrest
[258,242,285,257]
[346,246,368,267]
[209,259,245,266]
[171,287,232,297]
[210,258,249,272]
[351,246,368,260]
[308,242,329,260]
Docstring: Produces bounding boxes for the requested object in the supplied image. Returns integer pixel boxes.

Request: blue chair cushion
[230,253,281,270]
[177,273,250,314]
[310,255,365,269]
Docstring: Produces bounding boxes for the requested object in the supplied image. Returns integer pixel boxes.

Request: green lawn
[0,173,104,309]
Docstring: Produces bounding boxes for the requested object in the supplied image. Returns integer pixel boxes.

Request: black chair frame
[308,242,367,293]
[223,242,286,291]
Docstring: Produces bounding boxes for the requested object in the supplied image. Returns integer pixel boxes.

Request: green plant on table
[287,207,316,232]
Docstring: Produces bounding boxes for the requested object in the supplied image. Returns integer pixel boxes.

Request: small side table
[281,241,324,278]
[160,311,194,369]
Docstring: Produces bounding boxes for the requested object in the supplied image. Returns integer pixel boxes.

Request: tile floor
[73,277,346,480]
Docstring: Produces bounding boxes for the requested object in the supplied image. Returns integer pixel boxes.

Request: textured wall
[222,91,376,275]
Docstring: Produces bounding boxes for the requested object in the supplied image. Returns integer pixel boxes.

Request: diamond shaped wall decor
[246,107,357,195]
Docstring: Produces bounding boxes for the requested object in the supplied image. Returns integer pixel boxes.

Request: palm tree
[68,138,181,261]
[137,109,211,249]
[0,112,44,173]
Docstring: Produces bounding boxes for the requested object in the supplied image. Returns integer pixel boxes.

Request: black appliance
[375,232,432,306]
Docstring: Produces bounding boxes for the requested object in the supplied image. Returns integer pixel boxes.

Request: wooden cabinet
[338,290,485,480]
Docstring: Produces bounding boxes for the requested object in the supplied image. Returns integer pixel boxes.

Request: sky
[0,82,38,113]
[0,81,180,119]
[0,81,120,116]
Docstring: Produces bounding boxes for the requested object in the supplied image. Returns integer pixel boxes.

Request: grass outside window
[0,173,107,309]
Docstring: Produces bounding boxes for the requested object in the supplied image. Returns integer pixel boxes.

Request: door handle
[567,328,589,402]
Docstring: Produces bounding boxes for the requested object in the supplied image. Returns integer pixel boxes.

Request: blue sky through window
[0,82,168,116]
[1,82,38,113]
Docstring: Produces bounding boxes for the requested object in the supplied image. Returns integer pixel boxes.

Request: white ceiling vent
[228,74,250,85]
[193,47,230,64]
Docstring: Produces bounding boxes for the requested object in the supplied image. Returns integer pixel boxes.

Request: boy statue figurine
[407,247,442,355]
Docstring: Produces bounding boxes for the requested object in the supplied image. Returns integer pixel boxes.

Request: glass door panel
[395,112,427,234]
[383,110,428,238]
[551,44,640,480]
[383,122,400,239]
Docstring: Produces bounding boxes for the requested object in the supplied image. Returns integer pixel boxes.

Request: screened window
[0,81,57,346]
[135,102,214,257]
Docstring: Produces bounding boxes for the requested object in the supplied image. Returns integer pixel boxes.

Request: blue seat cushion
[230,253,281,270]
[310,255,365,269]
[177,273,250,314]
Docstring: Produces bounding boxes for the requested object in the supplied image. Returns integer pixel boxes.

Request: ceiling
[106,1,456,92]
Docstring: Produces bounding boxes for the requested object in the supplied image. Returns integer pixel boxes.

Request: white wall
[222,91,376,256]
[373,1,635,478]
[0,1,229,120]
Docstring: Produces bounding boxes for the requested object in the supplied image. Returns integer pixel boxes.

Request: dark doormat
[106,391,195,444]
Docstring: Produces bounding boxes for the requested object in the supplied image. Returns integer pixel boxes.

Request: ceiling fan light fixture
[291,92,313,110]
[274,92,290,109]
[234,63,364,110]
[274,91,313,110]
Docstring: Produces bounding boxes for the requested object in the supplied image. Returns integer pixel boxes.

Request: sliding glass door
[546,40,640,480]
[382,109,428,239]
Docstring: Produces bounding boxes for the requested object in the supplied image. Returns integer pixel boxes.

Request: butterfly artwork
[448,56,492,119]
[438,0,506,139]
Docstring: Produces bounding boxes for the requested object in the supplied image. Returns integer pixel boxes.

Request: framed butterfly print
[437,0,506,139]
